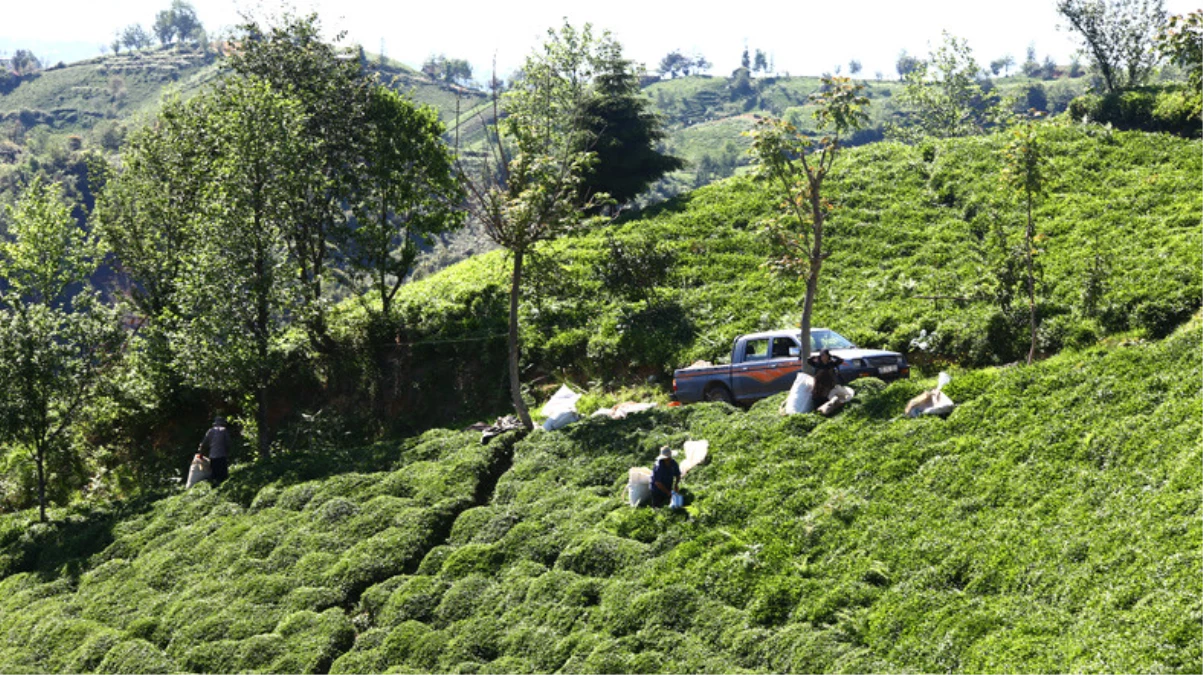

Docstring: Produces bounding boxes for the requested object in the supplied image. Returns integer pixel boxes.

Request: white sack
[541,385,582,431]
[905,372,955,418]
[782,372,815,415]
[186,455,212,489]
[628,467,652,507]
[679,440,709,476]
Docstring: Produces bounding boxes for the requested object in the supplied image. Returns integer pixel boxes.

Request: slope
[0,313,1196,673]
[361,125,1200,424]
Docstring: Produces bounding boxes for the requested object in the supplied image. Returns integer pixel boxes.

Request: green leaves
[0,178,98,307]
[890,32,1007,143]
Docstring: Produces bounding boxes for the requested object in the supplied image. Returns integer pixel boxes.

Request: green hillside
[0,312,1196,673]
[369,125,1199,418]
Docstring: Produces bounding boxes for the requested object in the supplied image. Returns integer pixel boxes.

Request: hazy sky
[3,0,1196,81]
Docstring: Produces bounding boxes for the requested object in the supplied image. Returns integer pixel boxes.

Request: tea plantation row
[1,314,1197,673]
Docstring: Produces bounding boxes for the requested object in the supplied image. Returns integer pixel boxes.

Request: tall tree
[92,94,210,398]
[575,39,683,209]
[1001,120,1053,366]
[754,49,769,73]
[170,77,316,459]
[228,13,371,351]
[1057,0,1167,93]
[891,32,1005,141]
[748,76,870,367]
[896,50,923,79]
[0,179,121,521]
[345,86,464,319]
[460,21,604,429]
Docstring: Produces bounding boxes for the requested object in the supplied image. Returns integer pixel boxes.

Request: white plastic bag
[782,372,815,415]
[905,371,955,417]
[541,385,581,431]
[627,467,652,507]
[679,440,709,476]
[670,491,684,509]
[186,455,211,489]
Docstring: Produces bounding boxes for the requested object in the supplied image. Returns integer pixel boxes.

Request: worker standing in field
[650,447,681,508]
[807,348,844,408]
[198,416,232,484]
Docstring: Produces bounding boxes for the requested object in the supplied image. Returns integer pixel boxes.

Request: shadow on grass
[0,494,164,582]
[218,440,407,508]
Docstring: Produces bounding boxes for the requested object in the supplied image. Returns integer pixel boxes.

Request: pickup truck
[672,328,910,405]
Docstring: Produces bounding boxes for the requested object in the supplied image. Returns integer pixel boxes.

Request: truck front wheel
[704,384,735,405]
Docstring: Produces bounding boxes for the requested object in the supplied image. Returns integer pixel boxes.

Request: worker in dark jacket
[650,447,681,508]
[807,348,844,408]
[199,416,232,484]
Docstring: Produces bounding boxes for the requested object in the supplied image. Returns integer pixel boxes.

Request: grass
[0,314,1196,673]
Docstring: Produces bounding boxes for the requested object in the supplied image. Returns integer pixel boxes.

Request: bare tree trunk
[508,248,533,429]
[800,186,826,374]
[35,441,46,523]
[1026,193,1037,366]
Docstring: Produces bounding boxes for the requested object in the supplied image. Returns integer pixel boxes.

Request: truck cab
[673,328,909,405]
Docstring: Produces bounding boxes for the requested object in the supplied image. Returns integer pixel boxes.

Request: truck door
[732,337,801,401]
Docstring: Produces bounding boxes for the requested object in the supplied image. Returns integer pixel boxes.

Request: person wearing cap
[650,446,681,508]
[198,416,232,484]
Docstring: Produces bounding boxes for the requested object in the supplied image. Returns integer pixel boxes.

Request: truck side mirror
[788,347,800,357]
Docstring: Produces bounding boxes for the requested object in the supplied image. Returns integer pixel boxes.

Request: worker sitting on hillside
[650,447,681,508]
[808,348,845,409]
[198,416,232,485]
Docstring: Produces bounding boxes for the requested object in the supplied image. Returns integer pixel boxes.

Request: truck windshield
[810,330,855,350]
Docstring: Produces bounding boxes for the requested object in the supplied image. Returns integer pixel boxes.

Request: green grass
[1,313,1196,673]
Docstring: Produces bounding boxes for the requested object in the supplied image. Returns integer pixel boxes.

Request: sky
[2,0,1196,81]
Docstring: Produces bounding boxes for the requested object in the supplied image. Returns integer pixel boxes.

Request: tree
[1001,120,1053,365]
[748,76,869,368]
[11,50,41,76]
[849,59,862,75]
[1157,10,1202,94]
[754,49,769,73]
[1057,0,1168,93]
[1023,43,1041,77]
[1041,55,1059,79]
[153,0,204,46]
[153,10,176,45]
[111,35,122,55]
[657,50,690,78]
[574,39,684,209]
[990,58,1007,76]
[890,33,1005,142]
[459,21,605,429]
[228,13,372,351]
[896,50,923,79]
[121,24,153,51]
[741,47,751,70]
[0,179,121,521]
[344,86,464,319]
[691,53,712,74]
[170,77,317,459]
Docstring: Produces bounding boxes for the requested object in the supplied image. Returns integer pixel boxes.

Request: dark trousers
[210,456,229,483]
[650,487,671,508]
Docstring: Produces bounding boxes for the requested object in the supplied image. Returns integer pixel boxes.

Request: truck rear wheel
[704,384,735,405]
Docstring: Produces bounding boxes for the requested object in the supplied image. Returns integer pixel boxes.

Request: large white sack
[541,385,582,431]
[186,455,211,489]
[628,467,652,507]
[783,372,815,415]
[679,440,709,476]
